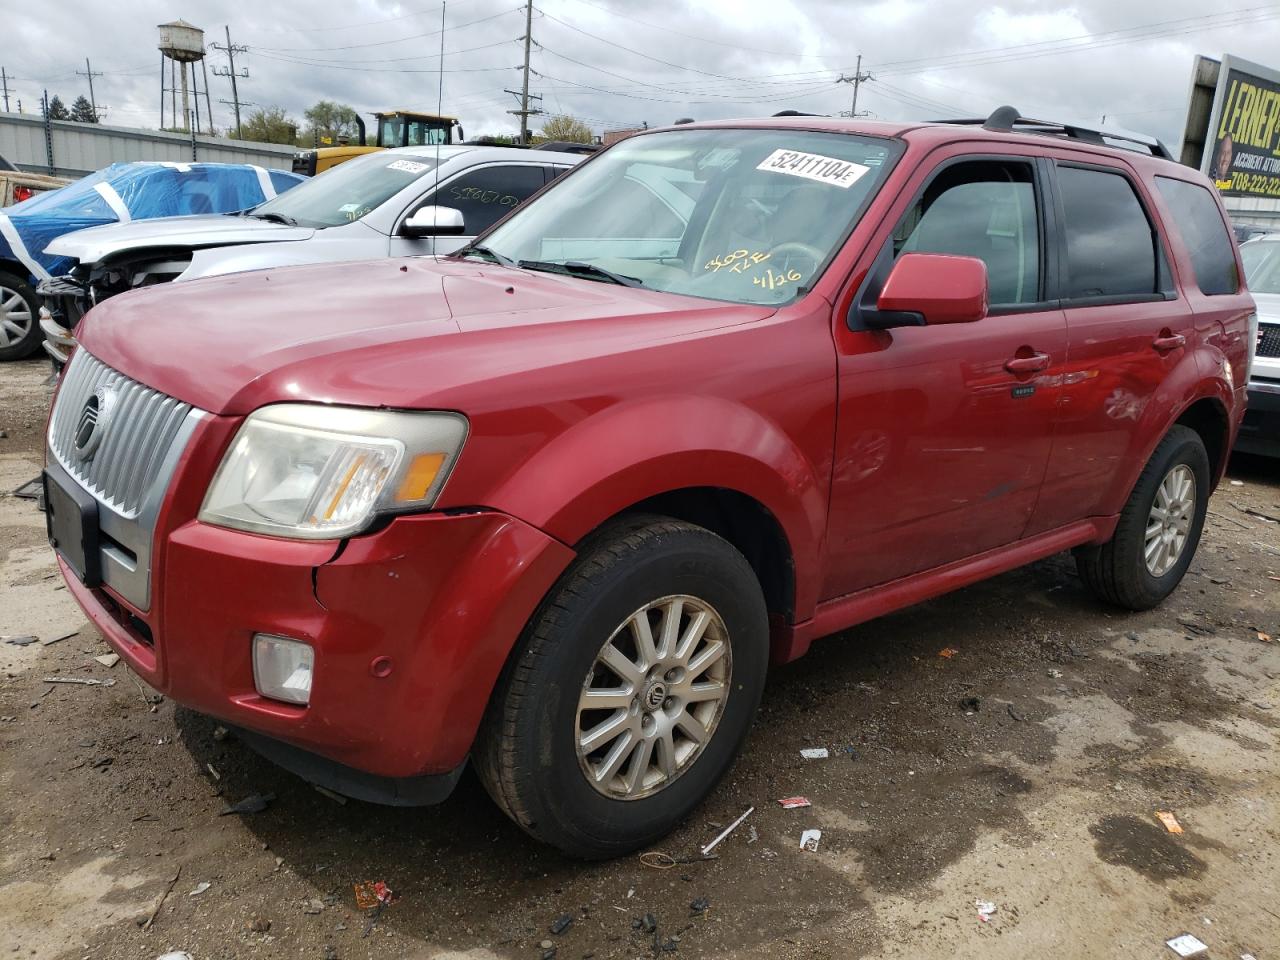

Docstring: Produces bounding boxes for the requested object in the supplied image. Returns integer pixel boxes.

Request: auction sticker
[386,159,428,174]
[756,149,869,188]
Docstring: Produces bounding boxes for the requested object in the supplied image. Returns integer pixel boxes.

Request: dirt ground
[1,354,1278,960]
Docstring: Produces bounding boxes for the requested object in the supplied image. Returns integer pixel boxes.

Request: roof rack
[937,105,1173,160]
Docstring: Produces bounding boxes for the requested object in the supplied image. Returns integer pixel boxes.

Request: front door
[823,153,1067,599]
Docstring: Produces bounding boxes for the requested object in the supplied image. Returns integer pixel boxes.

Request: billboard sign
[1198,55,1280,199]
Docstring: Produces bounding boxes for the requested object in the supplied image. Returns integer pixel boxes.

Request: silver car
[1238,236,1280,457]
[39,145,581,364]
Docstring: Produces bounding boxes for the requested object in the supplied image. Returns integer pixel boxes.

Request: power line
[509,0,540,144]
[211,26,249,140]
[836,55,872,118]
[255,8,515,53]
[75,58,103,117]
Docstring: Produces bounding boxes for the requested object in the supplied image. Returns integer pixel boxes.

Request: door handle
[1004,352,1050,374]
[1152,333,1186,353]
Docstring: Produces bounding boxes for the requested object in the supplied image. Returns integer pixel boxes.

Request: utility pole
[836,55,873,118]
[76,58,103,117]
[506,0,542,144]
[211,26,249,139]
[1,68,9,113]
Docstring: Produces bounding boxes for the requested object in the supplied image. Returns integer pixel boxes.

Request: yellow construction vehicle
[291,110,465,176]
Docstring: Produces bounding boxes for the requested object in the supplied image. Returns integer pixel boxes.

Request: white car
[1238,237,1280,457]
[39,145,581,365]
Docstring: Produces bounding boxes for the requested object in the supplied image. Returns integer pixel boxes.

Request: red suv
[44,109,1253,858]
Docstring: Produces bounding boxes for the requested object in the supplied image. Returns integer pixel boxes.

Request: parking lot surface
[2,356,1277,959]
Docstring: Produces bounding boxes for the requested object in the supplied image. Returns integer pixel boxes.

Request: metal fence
[0,111,295,177]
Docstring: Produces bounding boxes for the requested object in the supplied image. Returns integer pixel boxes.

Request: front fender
[485,395,831,619]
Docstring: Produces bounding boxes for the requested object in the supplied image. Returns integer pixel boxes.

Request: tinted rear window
[1155,177,1239,296]
[1057,165,1158,299]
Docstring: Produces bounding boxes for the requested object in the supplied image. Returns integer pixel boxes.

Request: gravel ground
[1,354,1278,960]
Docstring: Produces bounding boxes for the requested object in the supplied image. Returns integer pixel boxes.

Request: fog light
[252,634,314,705]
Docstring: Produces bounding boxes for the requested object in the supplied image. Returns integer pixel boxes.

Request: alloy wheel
[0,284,33,348]
[1145,463,1195,577]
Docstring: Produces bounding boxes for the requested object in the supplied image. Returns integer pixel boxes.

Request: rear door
[1026,159,1196,534]
[824,149,1068,597]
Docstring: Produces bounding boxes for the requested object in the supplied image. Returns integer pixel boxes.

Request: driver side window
[894,159,1041,307]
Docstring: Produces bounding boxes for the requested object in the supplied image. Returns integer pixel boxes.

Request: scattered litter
[188,882,211,897]
[690,897,710,916]
[540,940,554,951]
[304,898,325,914]
[1242,953,1258,960]
[639,851,677,869]
[323,946,339,960]
[42,676,115,687]
[1165,933,1208,957]
[799,829,821,853]
[550,914,573,935]
[778,796,811,809]
[842,744,859,759]
[1258,631,1274,643]
[1155,811,1184,834]
[1234,503,1280,523]
[313,784,348,805]
[2,635,38,646]
[141,867,181,930]
[94,653,120,668]
[1007,704,1026,722]
[206,763,220,781]
[1229,479,1244,486]
[748,823,758,844]
[212,725,230,742]
[960,696,981,713]
[800,747,829,760]
[938,647,959,658]
[634,913,657,933]
[976,900,997,922]
[90,755,113,769]
[220,793,274,816]
[700,806,754,856]
[41,630,78,646]
[248,916,271,934]
[353,880,398,910]
[156,953,193,960]
[1047,668,1063,679]
[12,476,42,501]
[1178,619,1215,636]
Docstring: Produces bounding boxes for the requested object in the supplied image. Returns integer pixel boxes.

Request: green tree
[69,95,98,123]
[535,115,594,144]
[46,95,70,120]
[303,100,360,145]
[239,106,297,145]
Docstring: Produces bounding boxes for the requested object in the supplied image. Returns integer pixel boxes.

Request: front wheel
[0,272,41,361]
[1075,425,1210,610]
[475,516,768,859]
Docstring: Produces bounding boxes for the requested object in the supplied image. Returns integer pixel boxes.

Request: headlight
[199,404,467,539]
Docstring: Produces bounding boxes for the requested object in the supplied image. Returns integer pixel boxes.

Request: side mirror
[401,205,465,238]
[873,252,988,326]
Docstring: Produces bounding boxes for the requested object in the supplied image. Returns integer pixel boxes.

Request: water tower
[158,19,213,133]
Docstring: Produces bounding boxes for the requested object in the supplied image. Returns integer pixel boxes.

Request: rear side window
[894,159,1041,306]
[1155,177,1239,295]
[1057,166,1158,300]
[436,164,545,234]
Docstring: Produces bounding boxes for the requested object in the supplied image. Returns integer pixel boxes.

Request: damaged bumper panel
[58,506,575,801]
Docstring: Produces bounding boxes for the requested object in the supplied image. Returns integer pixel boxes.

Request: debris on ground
[140,867,181,930]
[156,953,194,960]
[313,784,348,804]
[212,725,229,742]
[2,635,38,646]
[777,796,811,809]
[960,696,981,713]
[355,879,401,936]
[40,630,77,646]
[550,913,573,934]
[1047,668,1064,679]
[700,806,754,855]
[323,946,339,960]
[41,676,114,686]
[938,647,959,658]
[188,881,211,897]
[1155,811,1184,834]
[975,900,997,922]
[248,916,271,934]
[1165,933,1209,957]
[799,747,829,759]
[633,913,657,933]
[799,829,821,853]
[690,896,710,916]
[219,793,274,816]
[1258,630,1274,643]
[303,898,325,914]
[1007,704,1026,722]
[94,653,120,667]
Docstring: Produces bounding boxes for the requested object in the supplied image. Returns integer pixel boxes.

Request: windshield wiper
[458,243,516,267]
[517,259,643,287]
[251,211,297,226]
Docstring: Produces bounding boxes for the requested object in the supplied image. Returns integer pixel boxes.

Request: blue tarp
[0,161,305,281]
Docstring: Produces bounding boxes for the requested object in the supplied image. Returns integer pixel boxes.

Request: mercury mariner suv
[45,109,1254,858]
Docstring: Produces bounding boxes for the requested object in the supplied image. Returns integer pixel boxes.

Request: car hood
[1252,291,1280,323]
[77,256,775,416]
[43,214,315,264]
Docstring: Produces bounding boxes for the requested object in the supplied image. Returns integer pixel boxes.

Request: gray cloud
[7,0,1279,149]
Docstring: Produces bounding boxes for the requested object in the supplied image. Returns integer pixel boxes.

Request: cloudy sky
[7,0,1280,148]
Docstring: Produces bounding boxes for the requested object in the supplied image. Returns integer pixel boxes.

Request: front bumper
[1236,378,1280,457]
[58,500,575,790]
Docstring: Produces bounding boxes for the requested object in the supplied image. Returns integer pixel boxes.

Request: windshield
[473,128,900,305]
[252,151,437,228]
[379,116,450,147]
[1241,240,1280,294]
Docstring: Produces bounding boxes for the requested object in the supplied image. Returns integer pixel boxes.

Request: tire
[0,271,41,361]
[1075,425,1210,611]
[475,515,769,859]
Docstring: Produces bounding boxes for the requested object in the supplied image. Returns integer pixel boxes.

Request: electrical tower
[506,0,542,144]
[836,55,873,118]
[211,26,249,139]
[1,68,10,113]
[76,58,103,118]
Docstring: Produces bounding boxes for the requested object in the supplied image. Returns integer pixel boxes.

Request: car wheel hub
[0,284,33,347]
[576,594,731,800]
[1145,463,1195,577]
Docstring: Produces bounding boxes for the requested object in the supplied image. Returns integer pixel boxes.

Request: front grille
[48,350,192,519]
[1259,324,1280,359]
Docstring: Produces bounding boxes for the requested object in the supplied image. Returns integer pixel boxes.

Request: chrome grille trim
[48,351,192,519]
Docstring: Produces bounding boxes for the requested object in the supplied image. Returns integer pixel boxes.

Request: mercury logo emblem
[645,681,667,710]
[72,386,116,461]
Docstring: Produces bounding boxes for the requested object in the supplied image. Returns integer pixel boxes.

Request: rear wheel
[0,272,41,361]
[1075,425,1210,610]
[475,516,768,859]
